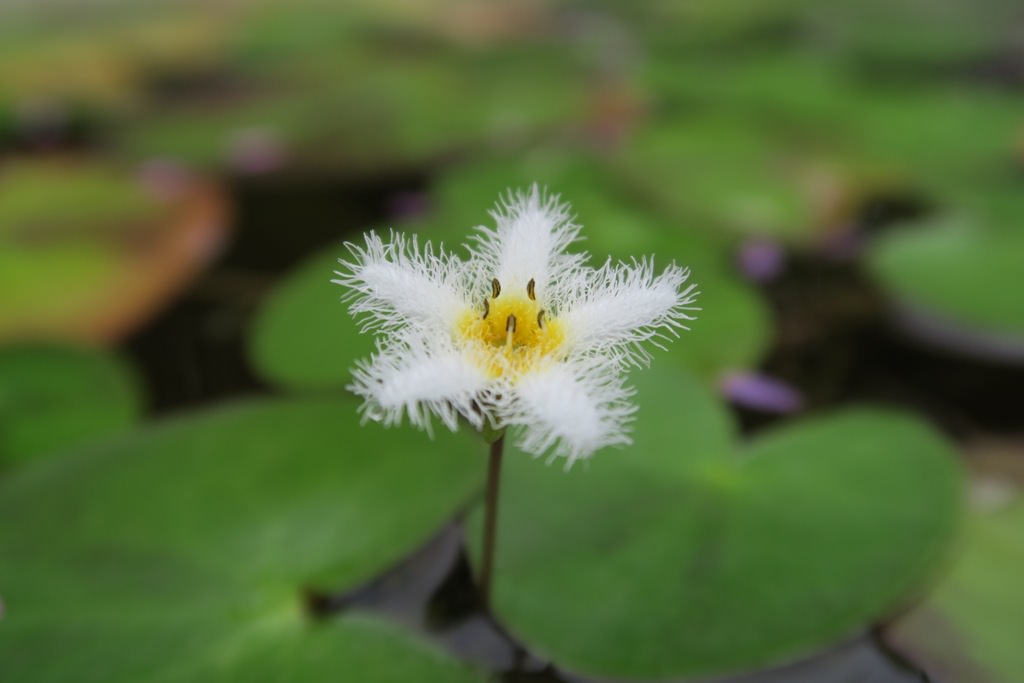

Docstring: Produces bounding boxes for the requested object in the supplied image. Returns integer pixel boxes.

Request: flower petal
[333,230,472,335]
[504,358,635,465]
[468,185,587,301]
[348,338,492,434]
[560,257,699,366]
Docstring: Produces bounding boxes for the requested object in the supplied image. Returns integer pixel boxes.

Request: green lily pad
[466,368,962,680]
[643,52,856,129]
[0,161,229,343]
[0,163,159,240]
[614,117,839,242]
[806,0,1023,66]
[845,90,1022,195]
[887,445,1024,683]
[227,5,362,64]
[0,344,140,470]
[248,245,376,392]
[640,48,1021,206]
[611,0,816,53]
[868,213,1024,349]
[0,11,225,110]
[0,396,487,682]
[0,245,120,340]
[0,32,137,108]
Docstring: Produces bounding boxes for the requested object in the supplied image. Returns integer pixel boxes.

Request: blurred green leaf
[609,0,817,54]
[0,163,154,340]
[466,367,962,679]
[0,344,140,470]
[0,161,228,343]
[640,50,1021,211]
[248,247,375,392]
[845,90,1022,195]
[868,213,1024,343]
[888,447,1024,683]
[0,397,487,682]
[806,0,1024,66]
[0,163,158,240]
[0,246,119,340]
[0,11,225,109]
[643,53,856,127]
[227,4,362,65]
[614,118,838,242]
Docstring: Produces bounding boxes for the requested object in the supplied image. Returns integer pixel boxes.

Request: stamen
[482,298,490,319]
[537,309,545,329]
[505,313,516,348]
[527,278,536,300]
[491,278,501,299]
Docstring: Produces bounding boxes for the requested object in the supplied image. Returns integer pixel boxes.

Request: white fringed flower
[333,186,699,465]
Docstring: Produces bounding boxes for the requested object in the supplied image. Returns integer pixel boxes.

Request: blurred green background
[1,0,1022,681]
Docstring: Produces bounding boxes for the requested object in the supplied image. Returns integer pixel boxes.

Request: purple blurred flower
[389,190,432,222]
[228,127,287,175]
[736,238,785,283]
[137,159,190,200]
[719,371,804,414]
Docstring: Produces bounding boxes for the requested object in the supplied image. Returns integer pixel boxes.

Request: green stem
[479,434,505,611]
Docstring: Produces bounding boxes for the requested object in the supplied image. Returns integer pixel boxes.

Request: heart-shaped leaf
[0,344,140,470]
[0,397,487,682]
[466,368,962,680]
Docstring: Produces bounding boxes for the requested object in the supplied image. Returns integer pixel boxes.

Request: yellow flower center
[457,277,565,379]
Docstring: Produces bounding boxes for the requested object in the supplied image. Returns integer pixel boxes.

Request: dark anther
[491,278,501,299]
[482,298,490,319]
[527,278,536,300]
[506,314,517,334]
[537,309,545,329]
